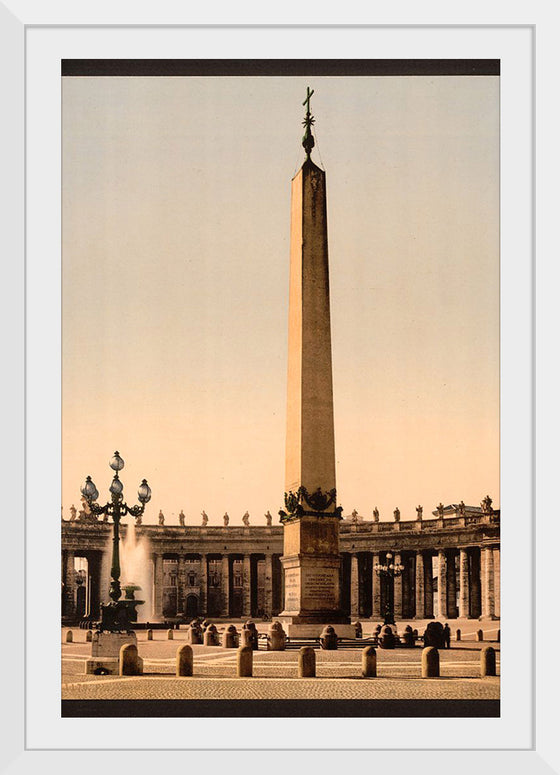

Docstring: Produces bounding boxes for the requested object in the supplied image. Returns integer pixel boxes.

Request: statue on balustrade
[223,512,229,526]
[242,511,250,526]
[265,510,272,526]
[179,510,185,526]
[158,509,165,525]
[416,504,423,520]
[201,510,208,526]
[481,494,493,514]
[458,500,466,516]
[393,506,400,522]
[373,507,379,522]
[436,502,445,518]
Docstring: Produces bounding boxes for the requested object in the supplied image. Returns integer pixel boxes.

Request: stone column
[371,553,381,618]
[62,550,76,619]
[242,554,252,618]
[177,556,186,616]
[415,551,425,619]
[264,554,273,618]
[199,554,208,616]
[424,555,434,618]
[272,555,283,615]
[350,554,360,618]
[469,550,481,618]
[493,547,500,618]
[281,562,285,614]
[459,548,469,618]
[394,553,403,619]
[447,551,457,617]
[437,549,448,619]
[153,553,163,619]
[221,555,230,617]
[481,546,495,619]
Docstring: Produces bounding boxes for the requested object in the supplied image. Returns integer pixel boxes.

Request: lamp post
[81,451,151,631]
[374,552,405,626]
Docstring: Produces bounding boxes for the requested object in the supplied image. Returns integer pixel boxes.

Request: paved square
[61,621,499,702]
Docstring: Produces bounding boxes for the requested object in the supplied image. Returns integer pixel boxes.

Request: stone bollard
[240,622,259,650]
[267,621,286,651]
[422,646,440,678]
[119,643,143,676]
[319,625,338,650]
[237,645,253,677]
[413,628,418,639]
[65,630,73,643]
[222,624,238,648]
[240,627,252,649]
[147,629,153,641]
[362,646,377,677]
[176,644,193,677]
[423,621,445,648]
[352,621,363,639]
[476,629,484,642]
[186,623,203,645]
[481,646,497,677]
[86,630,93,643]
[379,625,396,650]
[247,621,259,650]
[402,625,415,648]
[298,646,316,678]
[167,629,174,640]
[455,628,461,641]
[203,624,219,646]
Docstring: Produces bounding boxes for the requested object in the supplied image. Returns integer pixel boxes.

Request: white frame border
[1,3,551,772]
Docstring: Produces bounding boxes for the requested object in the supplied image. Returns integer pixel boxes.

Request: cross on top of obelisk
[302,86,316,159]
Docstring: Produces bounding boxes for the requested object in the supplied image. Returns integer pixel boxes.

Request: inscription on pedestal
[302,568,337,607]
[284,570,300,611]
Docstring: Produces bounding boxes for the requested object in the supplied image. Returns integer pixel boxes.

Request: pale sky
[62,74,499,525]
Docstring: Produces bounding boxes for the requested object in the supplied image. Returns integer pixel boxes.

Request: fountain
[120,524,153,623]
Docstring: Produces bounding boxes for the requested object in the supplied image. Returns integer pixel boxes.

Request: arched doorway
[185,594,199,617]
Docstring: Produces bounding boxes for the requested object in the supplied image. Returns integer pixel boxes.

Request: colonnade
[345,546,499,620]
[61,530,499,624]
[152,552,283,621]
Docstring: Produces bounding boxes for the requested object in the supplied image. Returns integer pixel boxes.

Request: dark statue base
[98,599,142,632]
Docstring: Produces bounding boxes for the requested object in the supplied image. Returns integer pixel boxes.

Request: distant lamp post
[374,552,405,626]
[81,451,151,630]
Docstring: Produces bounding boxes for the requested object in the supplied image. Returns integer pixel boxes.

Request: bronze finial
[302,86,315,159]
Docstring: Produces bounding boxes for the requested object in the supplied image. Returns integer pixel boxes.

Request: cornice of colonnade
[61,510,499,554]
[339,512,500,553]
[60,518,286,554]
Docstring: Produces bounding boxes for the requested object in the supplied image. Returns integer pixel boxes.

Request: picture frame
[1,3,550,770]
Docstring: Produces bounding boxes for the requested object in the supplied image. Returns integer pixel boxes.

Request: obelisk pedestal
[277,91,351,637]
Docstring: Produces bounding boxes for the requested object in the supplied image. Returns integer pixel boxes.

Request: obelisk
[278,89,349,634]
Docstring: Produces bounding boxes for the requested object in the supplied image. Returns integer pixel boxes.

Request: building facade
[61,502,499,624]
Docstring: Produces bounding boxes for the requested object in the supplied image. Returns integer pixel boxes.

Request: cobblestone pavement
[61,622,500,701]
